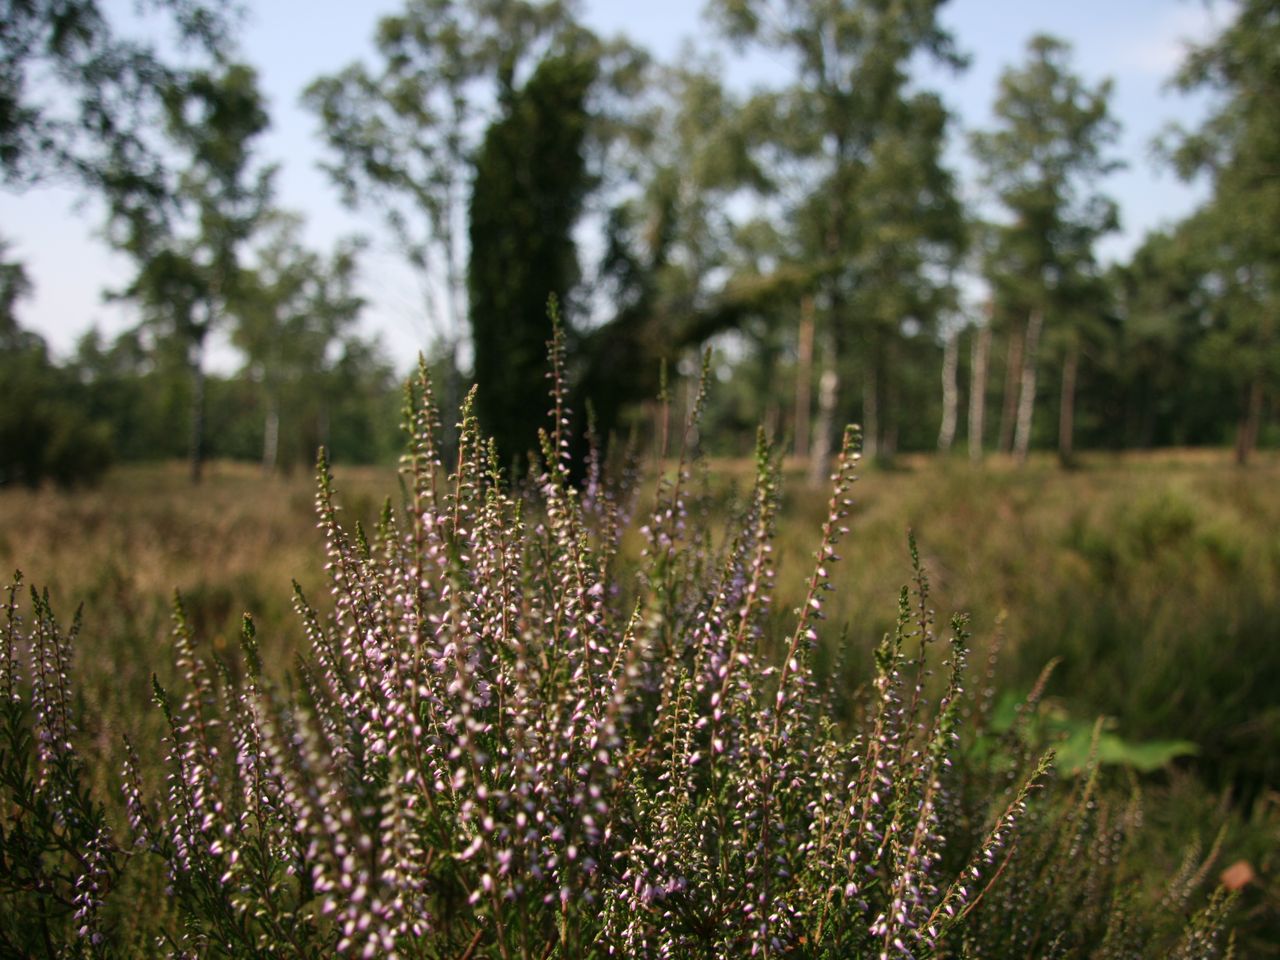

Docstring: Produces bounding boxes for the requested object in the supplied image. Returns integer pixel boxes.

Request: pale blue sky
[0,0,1226,367]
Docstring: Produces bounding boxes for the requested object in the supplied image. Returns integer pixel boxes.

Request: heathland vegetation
[2,0,1278,955]
[2,352,1276,955]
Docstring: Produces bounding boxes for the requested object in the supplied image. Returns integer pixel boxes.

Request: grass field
[2,449,1278,949]
[3,451,1278,766]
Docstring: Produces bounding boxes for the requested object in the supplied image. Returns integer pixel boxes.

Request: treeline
[1,0,1276,487]
[697,221,1261,461]
[0,236,403,486]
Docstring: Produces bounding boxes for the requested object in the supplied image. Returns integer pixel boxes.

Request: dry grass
[2,449,1277,788]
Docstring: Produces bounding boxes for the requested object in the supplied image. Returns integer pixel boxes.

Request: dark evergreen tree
[467,51,596,469]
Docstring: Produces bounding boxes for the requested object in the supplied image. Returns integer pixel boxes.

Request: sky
[0,0,1228,370]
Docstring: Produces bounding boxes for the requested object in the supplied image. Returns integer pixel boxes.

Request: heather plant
[947,661,1242,958]
[0,325,1240,957]
[1,578,122,955]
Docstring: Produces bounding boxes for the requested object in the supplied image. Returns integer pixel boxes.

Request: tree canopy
[1,0,1276,485]
[1164,0,1280,463]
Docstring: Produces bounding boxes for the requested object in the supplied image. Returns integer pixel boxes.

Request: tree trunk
[1235,377,1264,466]
[1057,341,1079,468]
[794,296,814,461]
[998,323,1024,454]
[811,124,850,483]
[882,341,898,461]
[938,328,960,452]
[189,343,206,485]
[262,393,280,476]
[862,360,879,463]
[1013,308,1043,465]
[808,329,838,487]
[968,324,991,464]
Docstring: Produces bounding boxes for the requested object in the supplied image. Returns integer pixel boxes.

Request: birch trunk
[938,329,959,452]
[969,324,991,463]
[189,341,207,485]
[998,323,1024,454]
[1013,308,1043,465]
[794,296,814,461]
[1057,341,1079,467]
[808,330,838,486]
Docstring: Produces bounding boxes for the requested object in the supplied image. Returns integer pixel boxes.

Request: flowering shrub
[1,582,121,955]
[0,326,1236,957]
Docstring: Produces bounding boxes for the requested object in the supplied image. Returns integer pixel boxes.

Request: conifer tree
[468,52,596,468]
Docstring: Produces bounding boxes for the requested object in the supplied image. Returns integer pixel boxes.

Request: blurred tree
[0,239,111,486]
[0,238,31,336]
[468,51,596,468]
[321,336,402,466]
[306,0,654,463]
[1165,0,1280,465]
[705,0,967,467]
[1,240,53,484]
[575,57,778,456]
[971,34,1120,466]
[0,0,234,193]
[233,214,368,473]
[72,324,188,460]
[106,62,274,483]
[305,1,588,418]
[1088,229,1220,449]
[967,309,992,462]
[846,90,966,460]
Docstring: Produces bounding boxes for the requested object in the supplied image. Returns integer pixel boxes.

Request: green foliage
[0,251,112,488]
[1038,487,1280,796]
[1164,0,1280,464]
[469,52,596,467]
[1094,227,1238,448]
[986,692,1198,776]
[971,35,1120,290]
[0,0,235,187]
